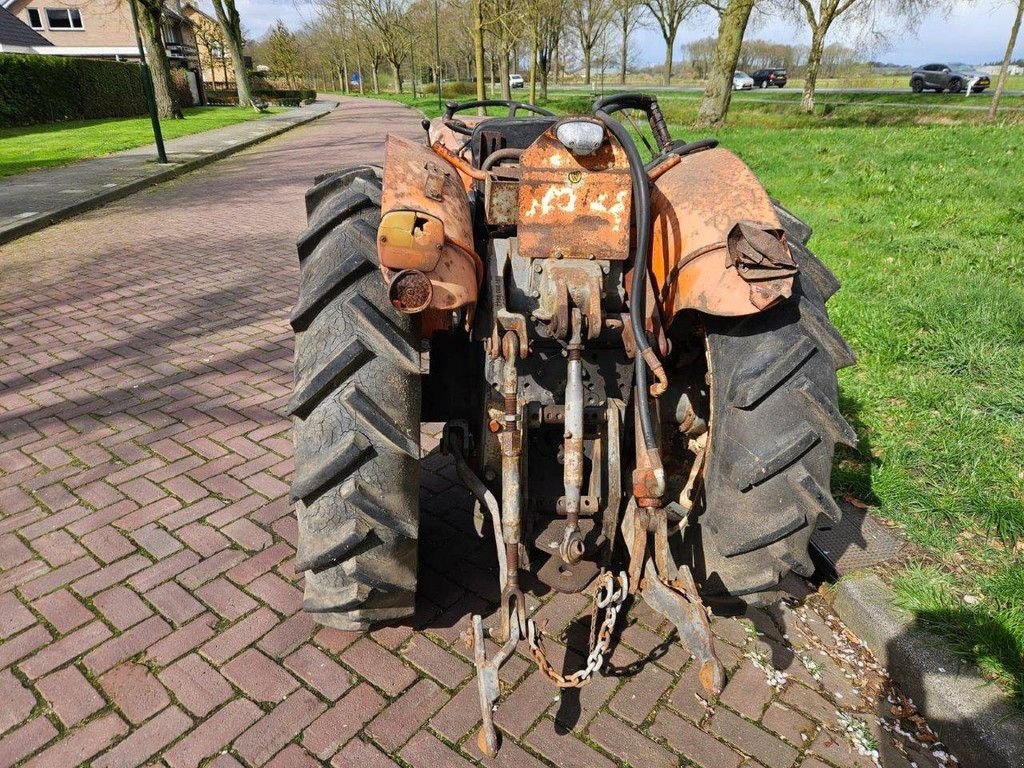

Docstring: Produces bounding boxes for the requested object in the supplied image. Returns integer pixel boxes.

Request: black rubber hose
[594,107,658,452]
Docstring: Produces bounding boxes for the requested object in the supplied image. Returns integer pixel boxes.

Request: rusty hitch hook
[559,309,586,564]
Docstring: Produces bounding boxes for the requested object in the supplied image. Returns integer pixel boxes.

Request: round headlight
[555,121,605,156]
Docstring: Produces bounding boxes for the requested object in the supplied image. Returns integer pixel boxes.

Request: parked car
[910,63,990,93]
[509,73,525,89]
[752,68,787,88]
[732,71,754,90]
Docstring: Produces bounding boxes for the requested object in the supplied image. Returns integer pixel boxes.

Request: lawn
[0,106,283,178]
[359,87,1024,704]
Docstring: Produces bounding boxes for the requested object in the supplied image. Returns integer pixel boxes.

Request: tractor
[290,94,855,755]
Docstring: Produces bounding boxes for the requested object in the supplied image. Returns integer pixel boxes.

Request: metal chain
[525,570,629,689]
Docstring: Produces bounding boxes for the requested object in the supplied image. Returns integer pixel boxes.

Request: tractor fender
[650,147,798,322]
[377,135,482,313]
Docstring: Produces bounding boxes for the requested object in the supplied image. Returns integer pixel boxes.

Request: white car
[509,73,525,89]
[732,71,754,90]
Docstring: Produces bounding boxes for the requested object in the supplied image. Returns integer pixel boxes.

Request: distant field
[346,88,1024,706]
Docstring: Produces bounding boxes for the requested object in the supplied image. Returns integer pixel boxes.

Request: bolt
[484,468,497,481]
[534,263,543,273]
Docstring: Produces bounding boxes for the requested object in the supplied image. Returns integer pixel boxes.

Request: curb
[832,572,1024,768]
[0,101,337,246]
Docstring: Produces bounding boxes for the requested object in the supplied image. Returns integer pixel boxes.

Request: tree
[193,12,228,88]
[615,0,646,84]
[695,0,755,127]
[988,0,1024,121]
[131,0,183,118]
[358,0,411,92]
[569,0,612,84]
[265,20,303,88]
[536,0,564,98]
[790,0,929,113]
[644,0,697,85]
[210,0,253,106]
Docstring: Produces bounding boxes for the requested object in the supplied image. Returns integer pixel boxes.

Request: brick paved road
[0,98,953,768]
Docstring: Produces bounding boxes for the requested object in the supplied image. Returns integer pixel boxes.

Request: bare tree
[569,0,613,84]
[537,0,565,97]
[210,0,253,105]
[358,0,411,92]
[988,0,1024,120]
[644,0,698,85]
[790,0,929,112]
[695,0,755,127]
[132,0,183,118]
[615,0,646,84]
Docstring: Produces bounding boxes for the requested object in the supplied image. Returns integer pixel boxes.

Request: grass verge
[0,106,284,178]
[351,88,1024,705]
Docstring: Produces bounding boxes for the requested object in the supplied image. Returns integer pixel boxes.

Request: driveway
[0,98,951,768]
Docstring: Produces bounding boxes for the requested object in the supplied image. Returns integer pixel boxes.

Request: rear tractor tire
[695,204,857,603]
[290,167,422,631]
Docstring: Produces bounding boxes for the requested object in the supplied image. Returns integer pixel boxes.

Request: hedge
[205,88,316,107]
[0,53,147,127]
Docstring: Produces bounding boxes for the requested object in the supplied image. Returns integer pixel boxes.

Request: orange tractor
[290,94,855,754]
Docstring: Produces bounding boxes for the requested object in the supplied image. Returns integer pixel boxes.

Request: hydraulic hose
[593,103,659,453]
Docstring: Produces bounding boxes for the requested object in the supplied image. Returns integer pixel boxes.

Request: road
[0,97,952,768]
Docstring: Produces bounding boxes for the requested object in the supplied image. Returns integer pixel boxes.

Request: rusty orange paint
[378,135,482,312]
[517,122,631,261]
[429,117,484,191]
[650,148,794,322]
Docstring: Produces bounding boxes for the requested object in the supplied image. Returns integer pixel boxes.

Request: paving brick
[200,606,278,664]
[234,688,326,767]
[780,683,842,730]
[303,682,386,760]
[158,653,234,717]
[809,727,877,768]
[72,554,149,598]
[19,620,111,679]
[224,647,299,702]
[721,659,776,720]
[145,581,205,625]
[226,540,291,585]
[265,744,321,768]
[83,614,171,675]
[587,711,676,768]
[0,533,32,570]
[609,662,672,724]
[341,638,418,697]
[651,708,743,768]
[331,738,396,768]
[762,702,817,747]
[99,662,171,725]
[131,524,182,559]
[430,681,482,743]
[0,591,35,639]
[177,548,246,590]
[0,717,58,768]
[19,555,97,600]
[247,571,302,615]
[93,585,153,630]
[669,659,715,722]
[0,623,51,670]
[36,665,104,727]
[145,613,217,667]
[525,717,616,768]
[366,678,449,753]
[164,698,263,768]
[222,518,272,551]
[399,730,475,768]
[709,707,799,768]
[258,610,315,658]
[32,529,87,567]
[129,549,200,592]
[0,668,36,736]
[93,705,191,768]
[284,643,353,700]
[31,588,91,633]
[401,635,471,689]
[196,577,258,620]
[22,712,127,768]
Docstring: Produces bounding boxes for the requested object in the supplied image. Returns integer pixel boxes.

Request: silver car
[732,71,754,90]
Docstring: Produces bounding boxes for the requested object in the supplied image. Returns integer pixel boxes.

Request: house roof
[0,5,51,47]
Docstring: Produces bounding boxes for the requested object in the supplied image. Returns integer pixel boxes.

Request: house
[181,1,231,89]
[2,0,205,101]
[0,3,51,52]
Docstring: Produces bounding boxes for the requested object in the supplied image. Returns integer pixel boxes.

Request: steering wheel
[442,99,555,136]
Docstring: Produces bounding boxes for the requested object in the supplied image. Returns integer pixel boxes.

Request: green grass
[361,88,1024,704]
[0,106,284,178]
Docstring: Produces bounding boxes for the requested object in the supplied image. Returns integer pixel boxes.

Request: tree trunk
[136,0,182,118]
[583,45,592,84]
[473,0,486,101]
[211,0,252,108]
[372,61,380,93]
[662,31,675,86]
[620,12,628,84]
[529,26,538,104]
[988,0,1024,121]
[801,28,826,113]
[695,0,754,128]
[221,56,228,89]
[499,51,511,99]
[391,60,402,93]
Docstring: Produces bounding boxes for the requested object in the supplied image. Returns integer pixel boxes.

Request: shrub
[422,80,477,98]
[0,53,146,127]
[205,88,316,107]
[170,67,197,108]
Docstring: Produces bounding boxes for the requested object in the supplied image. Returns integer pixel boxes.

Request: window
[26,8,43,28]
[45,8,83,29]
[210,42,225,60]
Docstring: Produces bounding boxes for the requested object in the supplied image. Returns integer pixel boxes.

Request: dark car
[752,68,787,88]
[910,63,990,93]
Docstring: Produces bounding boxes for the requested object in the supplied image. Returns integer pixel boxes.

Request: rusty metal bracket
[470,608,520,758]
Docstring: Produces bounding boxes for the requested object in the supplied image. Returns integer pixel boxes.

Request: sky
[227,0,1020,68]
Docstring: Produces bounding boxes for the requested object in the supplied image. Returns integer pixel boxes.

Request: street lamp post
[127,0,168,164]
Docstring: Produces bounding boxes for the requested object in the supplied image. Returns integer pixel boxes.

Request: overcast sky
[227,0,1020,68]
